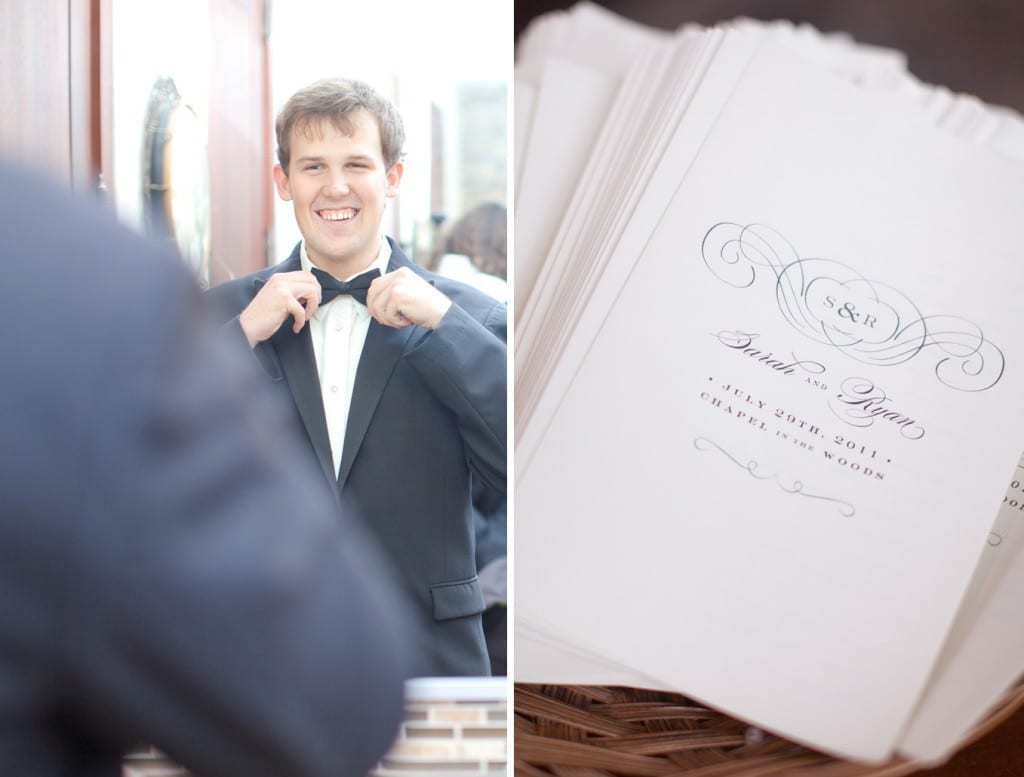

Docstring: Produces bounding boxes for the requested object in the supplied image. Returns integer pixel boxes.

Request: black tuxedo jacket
[206,239,507,676]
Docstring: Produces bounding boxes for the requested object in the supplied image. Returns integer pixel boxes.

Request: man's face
[273,110,402,276]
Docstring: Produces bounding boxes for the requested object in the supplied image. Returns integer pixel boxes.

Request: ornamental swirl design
[701,222,1004,392]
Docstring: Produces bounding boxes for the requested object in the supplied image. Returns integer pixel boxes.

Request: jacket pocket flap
[430,577,485,621]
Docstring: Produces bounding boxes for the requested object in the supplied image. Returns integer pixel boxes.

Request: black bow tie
[311,267,381,305]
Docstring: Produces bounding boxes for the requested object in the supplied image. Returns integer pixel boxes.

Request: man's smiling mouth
[318,208,356,221]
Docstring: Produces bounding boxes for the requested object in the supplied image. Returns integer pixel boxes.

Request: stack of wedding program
[514,2,1024,767]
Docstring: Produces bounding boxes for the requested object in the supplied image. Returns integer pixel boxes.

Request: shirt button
[330,385,339,393]
[335,324,343,332]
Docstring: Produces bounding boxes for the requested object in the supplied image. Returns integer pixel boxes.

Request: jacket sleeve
[404,298,508,495]
[204,281,285,381]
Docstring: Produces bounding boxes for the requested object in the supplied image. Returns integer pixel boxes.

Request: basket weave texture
[514,682,1024,776]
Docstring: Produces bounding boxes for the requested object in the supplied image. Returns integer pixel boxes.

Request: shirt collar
[300,235,392,280]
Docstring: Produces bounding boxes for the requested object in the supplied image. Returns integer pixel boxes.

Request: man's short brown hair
[275,78,406,171]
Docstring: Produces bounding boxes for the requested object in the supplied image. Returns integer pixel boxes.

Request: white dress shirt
[301,237,391,476]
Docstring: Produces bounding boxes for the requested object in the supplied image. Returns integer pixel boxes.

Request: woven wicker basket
[514,681,1024,776]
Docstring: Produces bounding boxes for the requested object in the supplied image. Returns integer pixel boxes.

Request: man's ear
[272,164,292,201]
[385,161,404,198]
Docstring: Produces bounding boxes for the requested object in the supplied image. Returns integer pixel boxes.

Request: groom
[206,78,506,677]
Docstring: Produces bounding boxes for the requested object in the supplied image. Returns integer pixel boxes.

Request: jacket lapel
[337,320,416,490]
[260,249,337,493]
[337,242,423,490]
[274,323,336,491]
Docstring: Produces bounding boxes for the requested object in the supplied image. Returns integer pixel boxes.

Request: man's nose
[323,171,350,197]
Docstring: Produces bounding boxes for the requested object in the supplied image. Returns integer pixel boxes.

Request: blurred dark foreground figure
[0,159,417,777]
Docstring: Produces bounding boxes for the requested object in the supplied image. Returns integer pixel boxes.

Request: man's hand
[238,271,322,347]
[366,268,452,330]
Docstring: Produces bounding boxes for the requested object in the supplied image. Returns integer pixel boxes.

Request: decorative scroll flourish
[694,437,855,517]
[701,222,1005,392]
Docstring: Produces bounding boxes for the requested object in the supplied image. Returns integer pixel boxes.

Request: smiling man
[206,78,507,677]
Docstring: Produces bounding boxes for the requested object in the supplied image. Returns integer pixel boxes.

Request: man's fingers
[365,269,450,329]
[289,298,308,333]
[366,277,385,311]
[302,290,320,319]
[366,291,406,329]
[365,279,390,323]
[240,272,323,344]
[387,307,410,329]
